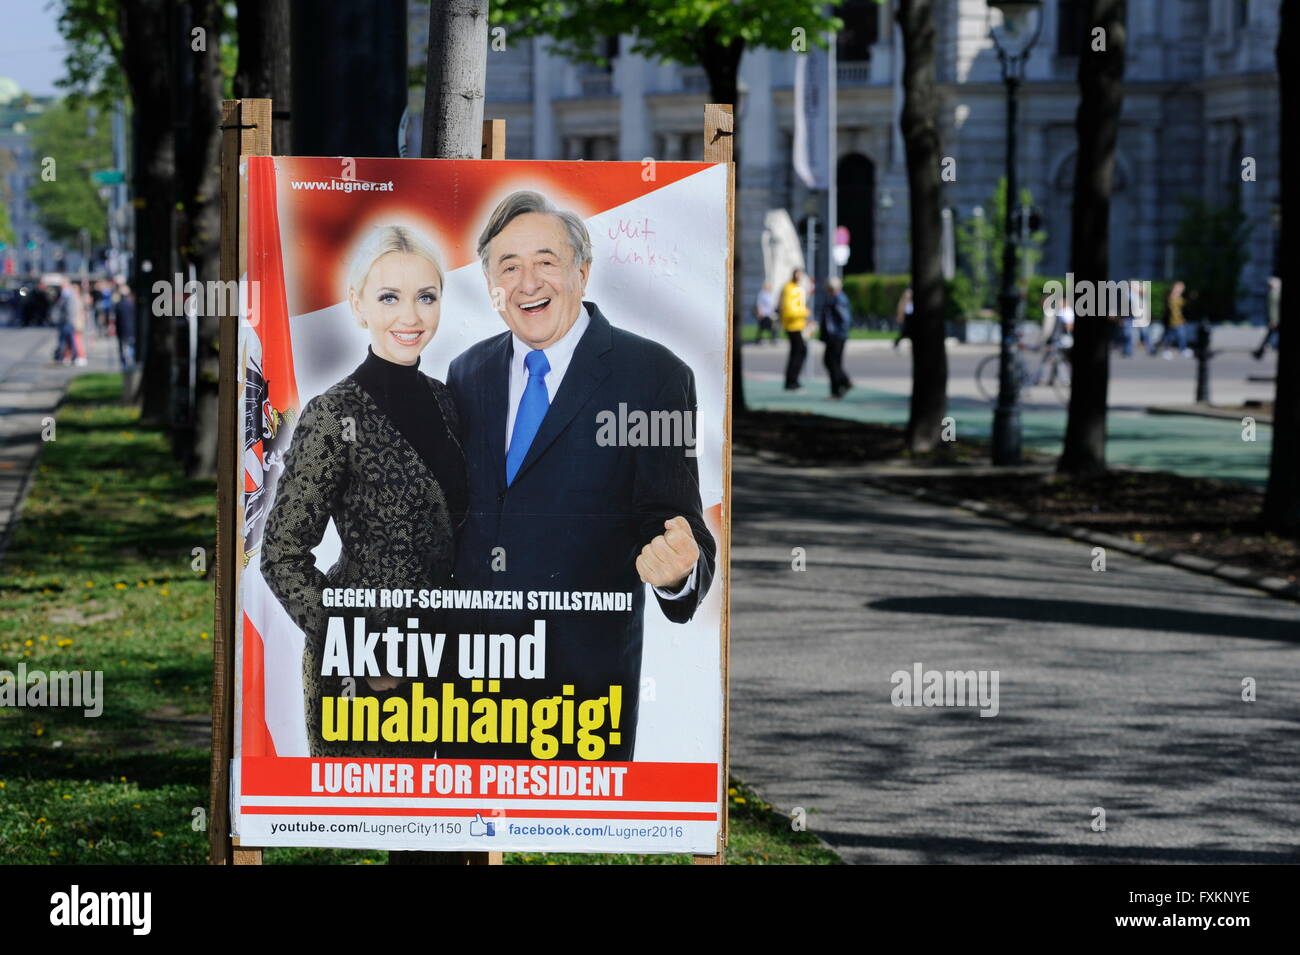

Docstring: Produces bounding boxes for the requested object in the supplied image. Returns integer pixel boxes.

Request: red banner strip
[242,757,718,803]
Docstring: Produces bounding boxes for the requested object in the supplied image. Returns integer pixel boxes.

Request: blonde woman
[261,225,466,757]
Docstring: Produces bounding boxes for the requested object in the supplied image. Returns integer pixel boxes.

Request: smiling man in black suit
[445,189,716,761]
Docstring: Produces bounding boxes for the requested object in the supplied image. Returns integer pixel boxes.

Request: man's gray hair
[477,190,592,273]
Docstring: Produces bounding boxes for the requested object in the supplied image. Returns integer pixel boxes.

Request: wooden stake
[696,103,734,867]
[211,98,271,866]
[481,119,506,159]
[467,116,505,868]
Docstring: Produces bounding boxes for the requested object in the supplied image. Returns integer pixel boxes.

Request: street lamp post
[987,0,1042,466]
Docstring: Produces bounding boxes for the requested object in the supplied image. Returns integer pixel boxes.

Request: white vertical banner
[792,42,831,190]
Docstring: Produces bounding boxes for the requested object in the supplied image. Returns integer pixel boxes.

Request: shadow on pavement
[868,595,1299,642]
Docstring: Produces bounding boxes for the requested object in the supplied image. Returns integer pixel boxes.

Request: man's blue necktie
[505,349,551,485]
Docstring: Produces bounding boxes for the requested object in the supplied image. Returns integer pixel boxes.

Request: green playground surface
[745,378,1270,487]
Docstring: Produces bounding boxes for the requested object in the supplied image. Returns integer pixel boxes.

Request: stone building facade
[419,0,1281,319]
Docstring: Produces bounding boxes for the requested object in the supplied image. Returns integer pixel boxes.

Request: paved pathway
[744,330,1277,485]
[0,327,117,560]
[729,452,1300,864]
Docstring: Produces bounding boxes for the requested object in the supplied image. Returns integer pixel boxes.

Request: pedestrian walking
[818,276,853,399]
[72,281,89,365]
[48,276,77,365]
[893,287,913,350]
[1154,280,1190,358]
[1253,276,1281,360]
[114,281,137,369]
[779,268,810,390]
[754,281,778,344]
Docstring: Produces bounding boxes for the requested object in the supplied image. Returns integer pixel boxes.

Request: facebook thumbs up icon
[469,814,495,837]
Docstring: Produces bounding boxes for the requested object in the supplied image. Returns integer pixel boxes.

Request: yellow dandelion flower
[200,632,209,640]
[133,803,142,809]
[114,582,127,590]
[36,817,46,824]
[23,639,33,647]
[152,830,163,838]
[85,581,94,588]
[62,794,71,800]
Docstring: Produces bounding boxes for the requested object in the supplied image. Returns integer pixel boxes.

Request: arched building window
[837,152,876,274]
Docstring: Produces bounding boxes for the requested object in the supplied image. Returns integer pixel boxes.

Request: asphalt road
[729,452,1300,864]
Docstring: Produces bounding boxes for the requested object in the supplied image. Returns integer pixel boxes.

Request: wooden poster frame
[208,101,734,865]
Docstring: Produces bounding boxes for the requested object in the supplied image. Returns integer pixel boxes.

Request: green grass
[0,373,839,865]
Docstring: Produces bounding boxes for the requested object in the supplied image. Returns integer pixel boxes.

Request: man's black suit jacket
[444,301,716,760]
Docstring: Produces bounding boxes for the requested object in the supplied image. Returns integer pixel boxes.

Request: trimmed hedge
[843,273,1171,326]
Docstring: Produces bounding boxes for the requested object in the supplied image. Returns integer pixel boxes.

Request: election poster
[229,156,729,854]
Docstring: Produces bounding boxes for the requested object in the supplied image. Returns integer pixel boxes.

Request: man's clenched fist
[636,516,699,590]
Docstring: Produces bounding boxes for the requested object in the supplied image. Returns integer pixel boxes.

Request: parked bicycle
[975,332,1072,405]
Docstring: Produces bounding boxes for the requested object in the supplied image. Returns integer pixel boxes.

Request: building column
[617,44,651,161]
[531,36,557,160]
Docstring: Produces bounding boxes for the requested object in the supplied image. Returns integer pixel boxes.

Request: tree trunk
[290,0,405,157]
[1263,0,1297,534]
[400,0,490,867]
[897,0,947,452]
[235,0,292,155]
[1058,0,1126,476]
[422,0,488,159]
[700,38,747,416]
[121,0,177,425]
[182,0,227,478]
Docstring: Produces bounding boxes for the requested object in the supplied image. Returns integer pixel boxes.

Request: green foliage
[0,140,16,244]
[843,273,908,318]
[1172,195,1251,323]
[955,177,1046,310]
[490,0,841,70]
[55,0,238,103]
[0,193,14,247]
[842,272,968,323]
[26,98,113,245]
[52,0,126,106]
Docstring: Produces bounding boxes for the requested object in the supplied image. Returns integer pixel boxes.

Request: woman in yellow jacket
[780,268,811,389]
